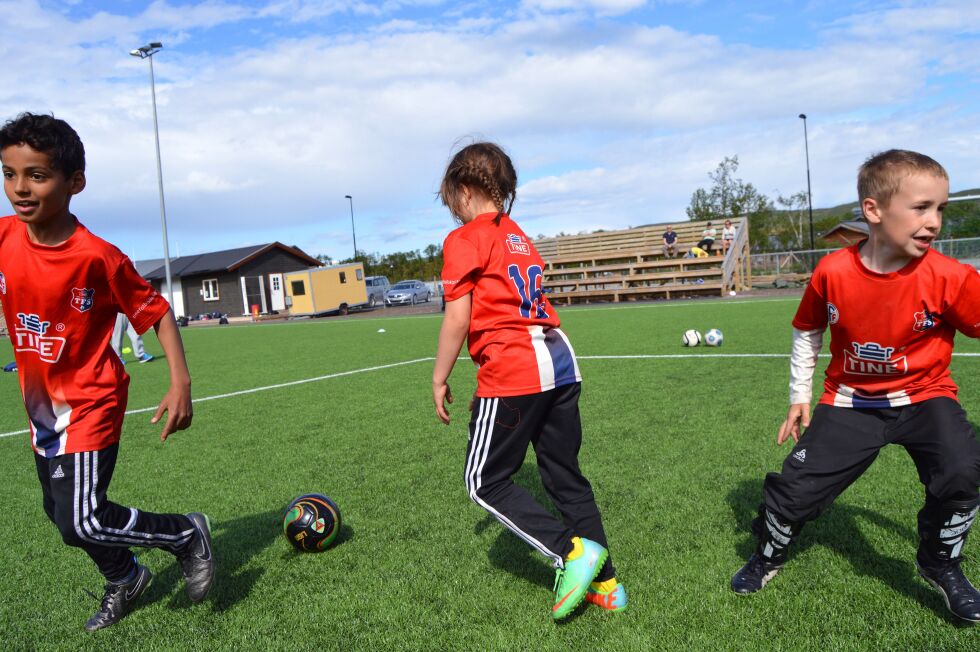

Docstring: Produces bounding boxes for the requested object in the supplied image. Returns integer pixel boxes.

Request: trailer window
[291,280,306,296]
[356,269,363,281]
[339,271,347,284]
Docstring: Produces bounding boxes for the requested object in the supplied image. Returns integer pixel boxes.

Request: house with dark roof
[822,220,869,247]
[139,242,321,318]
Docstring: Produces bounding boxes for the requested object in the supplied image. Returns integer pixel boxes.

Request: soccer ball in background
[705,328,724,347]
[283,493,342,552]
[682,329,702,347]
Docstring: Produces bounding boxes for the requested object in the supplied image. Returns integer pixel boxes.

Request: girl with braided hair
[432,142,625,621]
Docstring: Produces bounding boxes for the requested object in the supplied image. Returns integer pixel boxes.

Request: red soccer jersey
[793,245,980,408]
[0,216,171,457]
[442,212,581,397]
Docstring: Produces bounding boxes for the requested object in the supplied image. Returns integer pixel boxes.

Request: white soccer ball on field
[705,328,724,347]
[682,329,702,347]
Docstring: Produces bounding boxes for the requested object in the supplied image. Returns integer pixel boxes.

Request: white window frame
[202,278,220,302]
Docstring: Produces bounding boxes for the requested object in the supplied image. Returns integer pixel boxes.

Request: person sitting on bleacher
[697,222,717,254]
[662,225,678,258]
[721,219,736,256]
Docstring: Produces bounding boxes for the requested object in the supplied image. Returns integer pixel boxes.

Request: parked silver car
[385,280,431,305]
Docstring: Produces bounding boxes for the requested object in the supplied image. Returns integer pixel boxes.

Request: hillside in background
[810,187,980,221]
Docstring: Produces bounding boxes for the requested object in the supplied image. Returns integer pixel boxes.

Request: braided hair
[440,142,517,225]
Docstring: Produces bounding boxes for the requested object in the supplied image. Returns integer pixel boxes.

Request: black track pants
[764,398,980,525]
[35,444,196,583]
[465,382,615,580]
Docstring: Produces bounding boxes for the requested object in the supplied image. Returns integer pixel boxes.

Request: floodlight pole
[799,113,815,252]
[345,194,358,260]
[130,42,174,310]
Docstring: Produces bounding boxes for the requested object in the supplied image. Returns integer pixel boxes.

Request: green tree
[686,156,773,224]
[942,200,980,238]
[774,191,810,250]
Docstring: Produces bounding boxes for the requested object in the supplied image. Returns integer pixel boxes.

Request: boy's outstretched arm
[433,294,471,425]
[777,327,823,445]
[151,310,193,441]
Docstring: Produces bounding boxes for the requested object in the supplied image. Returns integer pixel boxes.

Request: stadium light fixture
[130,41,174,310]
[345,195,358,260]
[798,114,815,253]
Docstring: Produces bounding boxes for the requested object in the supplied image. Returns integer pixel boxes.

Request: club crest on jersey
[505,233,531,256]
[70,287,95,313]
[827,303,839,325]
[843,341,907,376]
[13,313,66,364]
[913,308,939,332]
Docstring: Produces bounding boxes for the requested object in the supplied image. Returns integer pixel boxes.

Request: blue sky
[1,0,978,263]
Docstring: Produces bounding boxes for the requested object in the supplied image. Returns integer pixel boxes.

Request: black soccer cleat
[85,564,153,632]
[731,553,783,595]
[177,512,215,602]
[917,561,980,622]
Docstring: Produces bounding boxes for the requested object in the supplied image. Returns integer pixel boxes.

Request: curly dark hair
[440,142,517,225]
[0,112,85,176]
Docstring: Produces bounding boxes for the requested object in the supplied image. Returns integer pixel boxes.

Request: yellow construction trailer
[284,263,369,316]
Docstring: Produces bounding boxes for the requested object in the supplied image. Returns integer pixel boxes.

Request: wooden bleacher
[535,219,751,304]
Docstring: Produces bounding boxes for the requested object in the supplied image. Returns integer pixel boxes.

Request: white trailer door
[269,273,285,311]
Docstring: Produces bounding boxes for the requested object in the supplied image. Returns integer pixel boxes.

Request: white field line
[0,357,434,441]
[5,351,980,441]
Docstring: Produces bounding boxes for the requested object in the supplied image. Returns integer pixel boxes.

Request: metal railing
[750,237,980,281]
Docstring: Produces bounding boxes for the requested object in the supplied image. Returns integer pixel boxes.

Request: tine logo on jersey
[506,234,531,256]
[913,307,939,332]
[843,341,907,376]
[14,313,66,363]
[70,288,95,313]
[827,303,839,325]
[508,264,549,319]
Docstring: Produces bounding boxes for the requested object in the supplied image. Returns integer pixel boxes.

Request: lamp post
[130,42,174,310]
[345,194,358,260]
[798,113,815,253]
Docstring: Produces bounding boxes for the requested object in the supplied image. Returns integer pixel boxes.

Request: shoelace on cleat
[935,562,980,602]
[553,569,565,597]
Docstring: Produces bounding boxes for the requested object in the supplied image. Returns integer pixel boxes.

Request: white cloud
[1,0,978,262]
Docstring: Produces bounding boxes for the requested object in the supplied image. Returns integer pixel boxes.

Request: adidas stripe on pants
[465,382,614,580]
[35,443,196,583]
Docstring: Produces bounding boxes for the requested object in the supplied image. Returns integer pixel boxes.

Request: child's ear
[862,197,881,224]
[68,170,86,196]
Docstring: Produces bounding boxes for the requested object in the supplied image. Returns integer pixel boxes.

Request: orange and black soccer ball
[282,493,342,552]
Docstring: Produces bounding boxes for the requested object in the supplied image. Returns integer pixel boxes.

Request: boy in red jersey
[0,113,214,631]
[432,142,623,621]
[731,150,980,622]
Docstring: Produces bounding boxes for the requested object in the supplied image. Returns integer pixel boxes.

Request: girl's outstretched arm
[433,293,472,425]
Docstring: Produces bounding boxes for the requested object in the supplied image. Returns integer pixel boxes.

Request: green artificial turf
[1,296,979,650]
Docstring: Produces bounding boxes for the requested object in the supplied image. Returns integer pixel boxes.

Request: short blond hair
[858,149,947,207]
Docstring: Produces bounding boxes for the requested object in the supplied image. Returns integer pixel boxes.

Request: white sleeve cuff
[789,327,823,405]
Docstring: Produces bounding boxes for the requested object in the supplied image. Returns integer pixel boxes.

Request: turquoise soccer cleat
[586,578,628,612]
[552,537,608,621]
